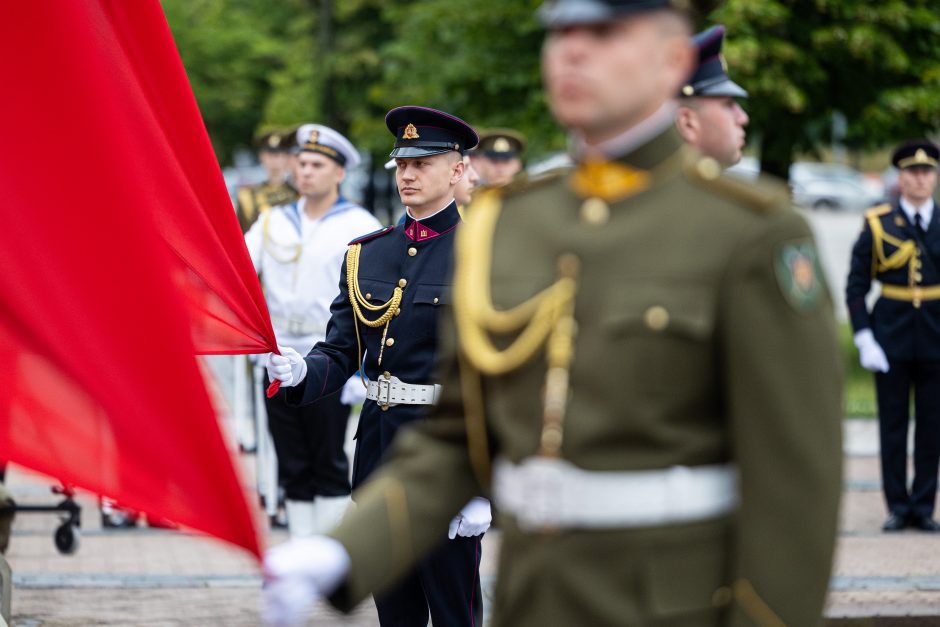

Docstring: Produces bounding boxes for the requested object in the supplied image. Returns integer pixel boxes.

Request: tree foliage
[715,0,940,176]
[162,0,940,177]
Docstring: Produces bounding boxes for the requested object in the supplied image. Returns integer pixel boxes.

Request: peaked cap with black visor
[537,0,722,27]
[386,106,479,159]
[680,25,747,99]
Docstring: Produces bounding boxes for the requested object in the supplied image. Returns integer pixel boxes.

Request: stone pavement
[4,419,939,625]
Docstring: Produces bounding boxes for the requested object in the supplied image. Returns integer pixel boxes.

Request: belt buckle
[519,457,565,533]
[375,375,391,408]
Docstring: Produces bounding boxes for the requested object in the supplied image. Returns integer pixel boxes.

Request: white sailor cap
[294,124,361,169]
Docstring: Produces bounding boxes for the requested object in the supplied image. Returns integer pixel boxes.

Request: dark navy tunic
[287,201,460,488]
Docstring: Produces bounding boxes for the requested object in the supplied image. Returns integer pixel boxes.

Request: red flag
[0,2,266,556]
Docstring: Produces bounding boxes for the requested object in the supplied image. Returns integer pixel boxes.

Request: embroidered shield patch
[775,240,823,311]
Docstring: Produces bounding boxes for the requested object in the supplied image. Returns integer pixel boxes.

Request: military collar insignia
[571,160,652,202]
[775,240,823,311]
[403,123,420,140]
[402,201,460,242]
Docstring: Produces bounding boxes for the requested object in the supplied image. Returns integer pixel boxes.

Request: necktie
[915,213,926,235]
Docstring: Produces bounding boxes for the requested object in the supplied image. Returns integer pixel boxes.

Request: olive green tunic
[329,128,843,627]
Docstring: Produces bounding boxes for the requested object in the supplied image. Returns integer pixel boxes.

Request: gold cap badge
[403,123,420,140]
[308,130,319,145]
[493,137,511,153]
[267,134,280,148]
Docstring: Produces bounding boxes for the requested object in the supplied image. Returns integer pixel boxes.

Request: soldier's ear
[675,106,699,142]
[452,157,465,184]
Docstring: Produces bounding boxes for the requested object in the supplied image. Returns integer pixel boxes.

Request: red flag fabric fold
[0,1,270,557]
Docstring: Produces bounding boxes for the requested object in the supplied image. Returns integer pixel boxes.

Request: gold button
[915,272,924,282]
[365,293,372,300]
[696,157,721,181]
[682,85,695,96]
[381,404,390,412]
[385,338,395,347]
[394,308,402,316]
[383,371,391,379]
[408,247,417,257]
[712,586,733,607]
[644,306,670,331]
[399,278,407,288]
[580,197,609,226]
[433,297,439,304]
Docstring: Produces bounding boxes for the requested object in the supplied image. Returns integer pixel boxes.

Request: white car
[791,177,884,211]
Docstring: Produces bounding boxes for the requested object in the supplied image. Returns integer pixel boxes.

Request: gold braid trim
[454,190,578,375]
[732,579,787,627]
[867,212,917,275]
[262,211,302,264]
[454,189,579,456]
[346,244,404,371]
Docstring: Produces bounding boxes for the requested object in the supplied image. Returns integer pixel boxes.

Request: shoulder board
[498,167,568,198]
[348,225,395,246]
[864,203,892,219]
[684,154,789,214]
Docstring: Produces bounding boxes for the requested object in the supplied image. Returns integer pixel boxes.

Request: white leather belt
[271,314,326,337]
[493,456,738,532]
[365,375,442,407]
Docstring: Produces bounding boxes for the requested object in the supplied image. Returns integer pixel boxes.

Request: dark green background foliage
[161,0,940,175]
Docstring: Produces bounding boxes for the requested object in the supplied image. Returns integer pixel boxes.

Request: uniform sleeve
[285,257,366,405]
[243,213,263,274]
[326,305,488,611]
[720,210,843,627]
[845,218,874,333]
[235,188,255,234]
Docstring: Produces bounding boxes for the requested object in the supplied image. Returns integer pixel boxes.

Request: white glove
[262,536,351,626]
[448,497,491,539]
[265,346,308,387]
[340,375,367,406]
[854,329,890,373]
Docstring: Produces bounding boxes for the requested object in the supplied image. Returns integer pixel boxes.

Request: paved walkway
[4,419,939,625]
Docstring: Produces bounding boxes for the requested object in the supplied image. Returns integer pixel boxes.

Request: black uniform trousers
[875,360,940,519]
[263,374,351,501]
[375,534,482,627]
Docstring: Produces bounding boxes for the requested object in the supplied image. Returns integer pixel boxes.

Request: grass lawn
[839,322,877,418]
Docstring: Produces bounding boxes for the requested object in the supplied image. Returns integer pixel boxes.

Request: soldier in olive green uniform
[235,129,299,233]
[263,2,843,626]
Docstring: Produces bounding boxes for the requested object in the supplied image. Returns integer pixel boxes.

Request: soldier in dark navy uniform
[847,139,940,532]
[675,24,749,168]
[265,106,490,627]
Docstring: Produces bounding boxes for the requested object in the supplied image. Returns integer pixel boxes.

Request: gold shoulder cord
[867,213,917,277]
[346,243,404,381]
[262,211,302,264]
[454,190,579,460]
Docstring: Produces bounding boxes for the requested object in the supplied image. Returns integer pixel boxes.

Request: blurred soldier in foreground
[263,1,843,625]
[675,25,749,168]
[245,125,381,537]
[847,139,940,533]
[471,129,526,186]
[265,107,490,626]
[455,154,481,212]
[236,129,299,233]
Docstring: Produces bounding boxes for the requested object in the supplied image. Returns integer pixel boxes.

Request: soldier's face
[395,152,464,215]
[476,156,522,187]
[454,156,480,206]
[898,166,938,204]
[542,13,693,143]
[259,150,289,180]
[294,152,345,199]
[676,97,749,167]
